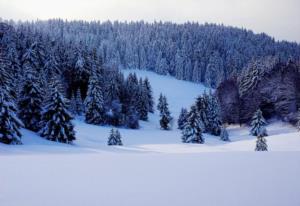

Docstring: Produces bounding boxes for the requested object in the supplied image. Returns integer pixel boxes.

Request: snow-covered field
[1,70,300,206]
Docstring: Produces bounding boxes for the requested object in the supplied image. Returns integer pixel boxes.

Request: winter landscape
[1,0,300,206]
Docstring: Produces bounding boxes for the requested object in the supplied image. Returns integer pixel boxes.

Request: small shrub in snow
[108,128,123,146]
[220,127,230,141]
[255,135,268,151]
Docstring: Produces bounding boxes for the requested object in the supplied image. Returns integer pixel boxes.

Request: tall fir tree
[158,95,172,130]
[250,109,268,136]
[39,81,76,143]
[143,77,154,113]
[206,92,222,135]
[0,87,24,145]
[84,74,106,125]
[18,71,43,132]
[136,85,149,121]
[107,128,123,146]
[255,135,268,151]
[181,105,204,144]
[178,108,188,130]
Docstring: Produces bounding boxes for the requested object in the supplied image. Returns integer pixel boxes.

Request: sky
[0,0,299,42]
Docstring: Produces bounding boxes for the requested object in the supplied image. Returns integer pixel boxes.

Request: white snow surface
[1,69,300,206]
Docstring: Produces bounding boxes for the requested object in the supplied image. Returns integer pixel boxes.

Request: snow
[1,69,300,206]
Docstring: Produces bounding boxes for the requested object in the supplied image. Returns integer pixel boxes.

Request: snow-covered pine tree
[136,84,149,121]
[220,126,230,141]
[178,107,188,130]
[39,81,76,143]
[157,93,164,112]
[18,70,44,132]
[107,128,123,146]
[250,109,268,136]
[84,74,106,125]
[195,94,209,131]
[143,77,154,113]
[0,87,24,145]
[255,135,268,151]
[206,92,222,136]
[158,95,173,130]
[181,105,204,144]
[125,106,140,129]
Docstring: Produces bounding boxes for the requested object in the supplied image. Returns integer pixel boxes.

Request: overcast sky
[1,0,299,42]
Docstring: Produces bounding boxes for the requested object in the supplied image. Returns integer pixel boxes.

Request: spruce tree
[39,81,76,143]
[84,74,106,125]
[125,106,140,129]
[18,71,43,132]
[136,86,149,121]
[143,77,154,113]
[108,128,123,146]
[220,127,230,141]
[206,92,222,136]
[255,135,268,151]
[178,108,188,130]
[0,87,24,145]
[182,105,204,144]
[158,95,172,130]
[250,109,268,136]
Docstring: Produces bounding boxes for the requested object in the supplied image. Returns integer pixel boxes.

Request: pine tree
[206,92,222,136]
[18,71,44,132]
[250,109,268,136]
[157,93,164,112]
[84,74,106,125]
[178,108,188,130]
[181,105,204,144]
[0,87,24,145]
[108,128,123,146]
[255,135,268,151]
[39,81,76,143]
[136,85,149,121]
[220,127,230,141]
[125,106,139,129]
[158,95,172,130]
[143,78,154,113]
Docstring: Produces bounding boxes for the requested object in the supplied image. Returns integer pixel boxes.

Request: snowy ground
[1,70,300,206]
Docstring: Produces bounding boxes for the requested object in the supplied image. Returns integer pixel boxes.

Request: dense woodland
[0,20,300,145]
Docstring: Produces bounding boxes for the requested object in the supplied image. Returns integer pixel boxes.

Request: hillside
[1,70,300,206]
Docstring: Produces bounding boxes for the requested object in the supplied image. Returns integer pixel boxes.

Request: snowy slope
[1,69,300,206]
